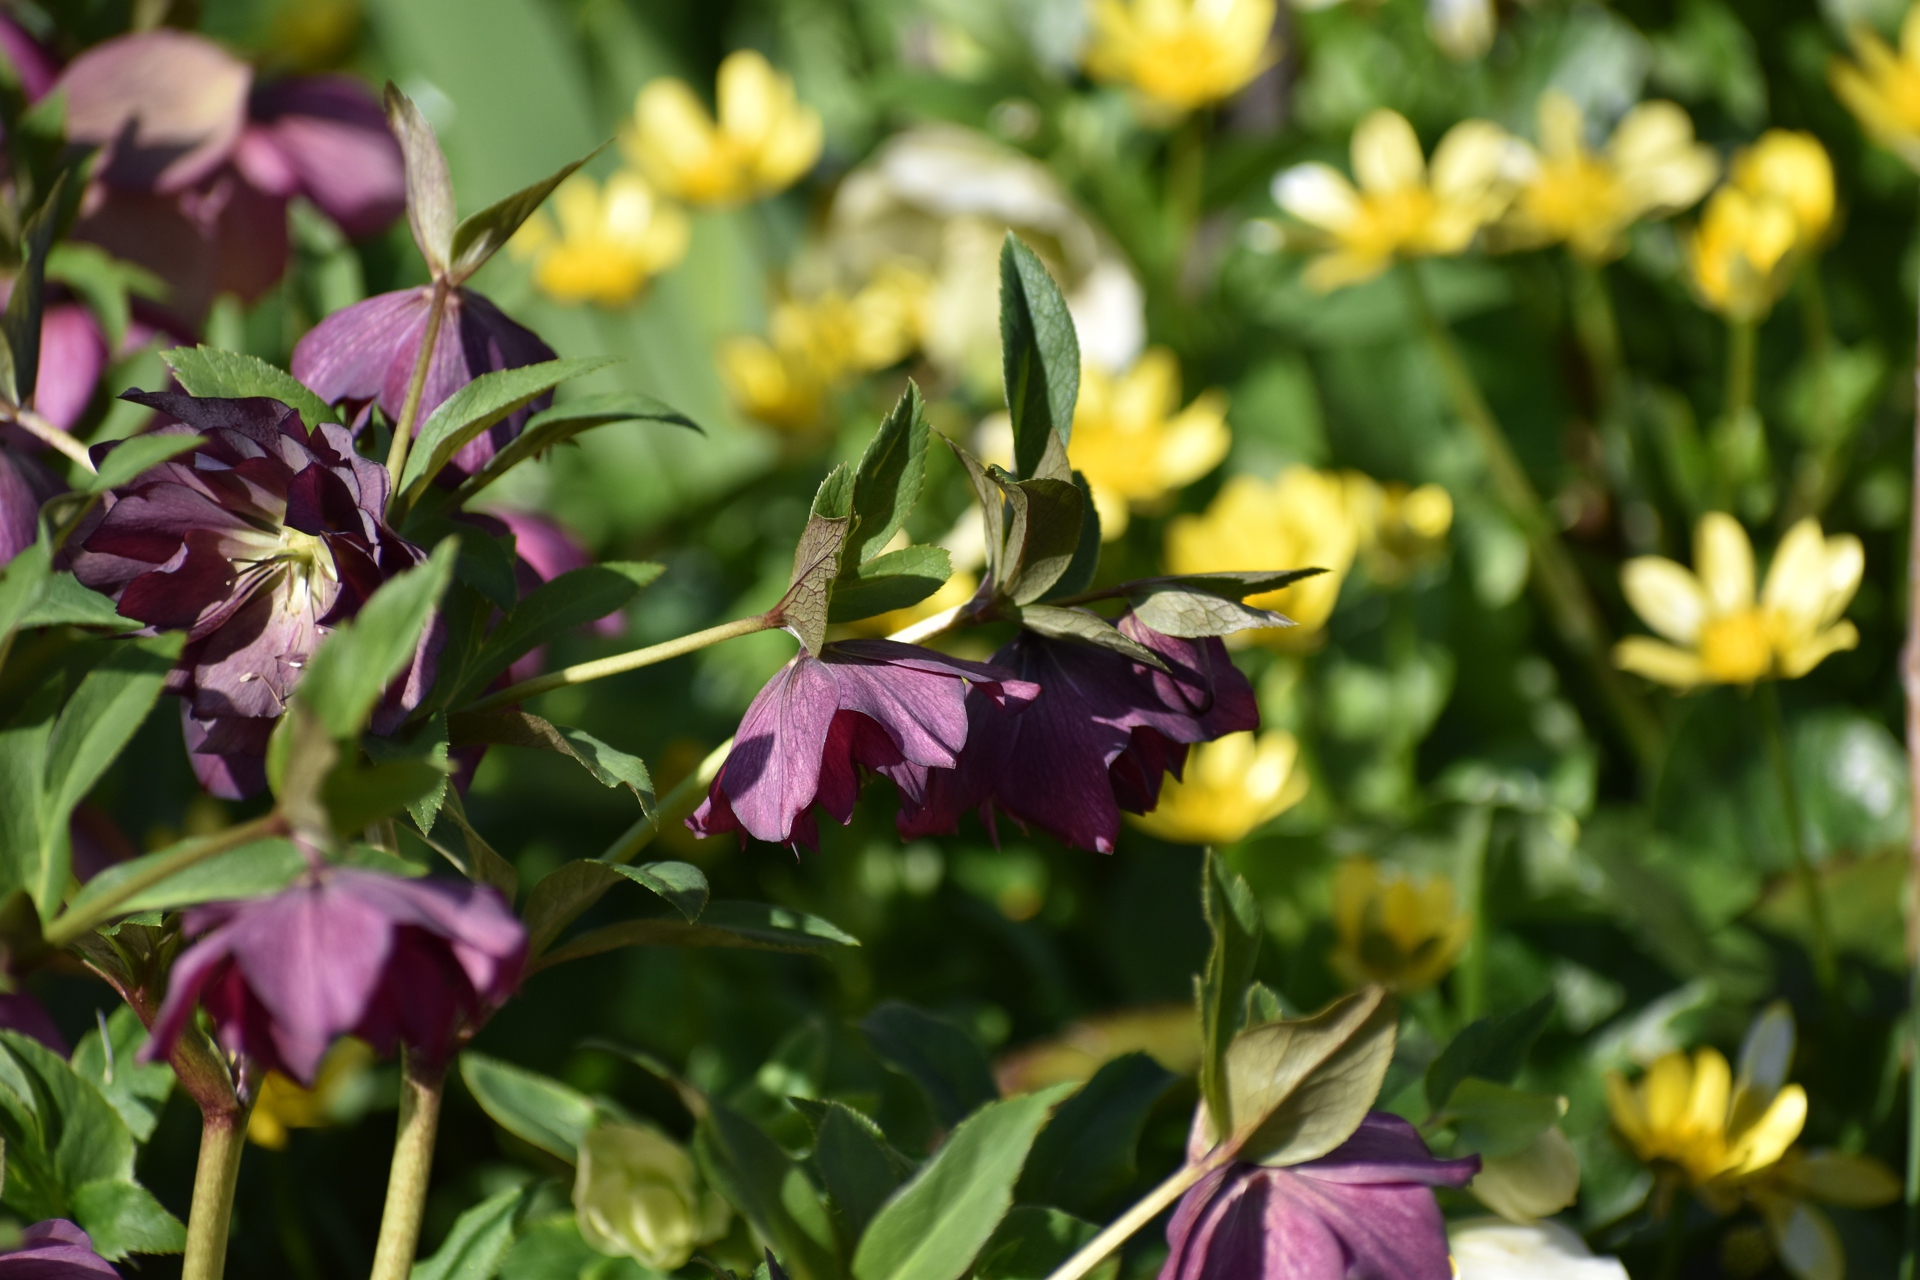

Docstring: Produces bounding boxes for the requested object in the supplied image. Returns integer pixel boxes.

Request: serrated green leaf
[521,858,709,958]
[781,509,851,656]
[1020,1053,1177,1219]
[398,357,614,500]
[69,1178,185,1260]
[364,713,451,833]
[1015,605,1165,670]
[461,1052,598,1162]
[696,1101,837,1280]
[445,710,651,807]
[71,1007,173,1145]
[0,541,52,645]
[999,236,1079,482]
[320,757,448,837]
[64,838,305,922]
[792,1099,911,1246]
[457,390,702,502]
[453,561,659,704]
[412,1183,528,1280]
[297,542,456,740]
[17,574,135,631]
[847,383,930,565]
[159,346,337,430]
[827,547,952,624]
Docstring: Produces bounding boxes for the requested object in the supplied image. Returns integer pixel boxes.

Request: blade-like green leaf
[58,837,303,925]
[827,547,952,624]
[533,900,857,971]
[45,243,164,352]
[0,541,52,645]
[457,391,702,501]
[364,712,451,833]
[398,357,614,500]
[999,235,1079,482]
[68,1178,185,1261]
[851,1086,1072,1280]
[3,172,63,408]
[974,1206,1102,1280]
[18,574,135,631]
[412,1184,529,1280]
[445,711,651,807]
[792,1099,911,1246]
[696,1101,838,1280]
[83,434,200,495]
[455,561,660,703]
[296,542,457,740]
[1003,477,1084,606]
[386,83,455,275]
[847,383,930,566]
[1425,993,1555,1111]
[0,684,57,909]
[1018,1052,1177,1218]
[448,146,601,284]
[860,1002,998,1130]
[1198,851,1260,1137]
[520,858,710,958]
[460,1052,597,1162]
[1441,1078,1565,1159]
[160,346,337,429]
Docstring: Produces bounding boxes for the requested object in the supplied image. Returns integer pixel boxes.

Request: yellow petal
[1302,247,1393,292]
[1731,1083,1807,1176]
[1686,1048,1732,1138]
[1761,518,1837,629]
[1620,555,1708,644]
[1604,1070,1650,1152]
[1613,637,1706,688]
[1695,512,1756,615]
[1904,3,1920,62]
[1274,162,1364,231]
[1536,91,1585,160]
[1352,109,1427,195]
[717,50,785,145]
[1431,119,1519,207]
[1774,621,1858,680]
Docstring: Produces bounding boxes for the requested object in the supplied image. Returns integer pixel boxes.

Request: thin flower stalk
[463,611,777,714]
[1758,682,1836,991]
[44,812,288,947]
[383,276,451,515]
[1043,1157,1218,1280]
[369,1049,445,1280]
[599,737,732,865]
[1901,264,1920,1280]
[8,406,95,472]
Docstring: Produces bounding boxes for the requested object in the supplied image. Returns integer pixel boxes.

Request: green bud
[572,1121,730,1268]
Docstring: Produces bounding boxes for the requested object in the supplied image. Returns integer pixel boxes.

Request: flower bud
[1469,1126,1581,1222]
[572,1122,729,1269]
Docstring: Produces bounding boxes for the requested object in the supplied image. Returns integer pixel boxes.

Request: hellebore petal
[147,868,526,1084]
[0,991,66,1055]
[247,76,406,238]
[0,1220,120,1277]
[57,30,252,193]
[34,304,109,432]
[291,287,558,477]
[0,15,57,104]
[0,446,59,566]
[690,640,1036,849]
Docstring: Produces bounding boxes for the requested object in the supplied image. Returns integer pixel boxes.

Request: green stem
[1042,1155,1217,1280]
[1906,957,1920,1280]
[1567,256,1624,409]
[181,1110,248,1280]
[1167,112,1208,247]
[1401,264,1664,772]
[1712,318,1759,513]
[1456,805,1494,1025]
[384,277,451,521]
[1725,318,1757,427]
[463,612,775,714]
[1656,1190,1690,1280]
[1899,275,1920,1280]
[1758,682,1836,992]
[600,737,733,865]
[1786,264,1843,524]
[10,407,95,472]
[369,1049,446,1280]
[45,813,286,947]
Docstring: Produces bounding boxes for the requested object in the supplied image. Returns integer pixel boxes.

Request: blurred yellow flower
[509,172,689,307]
[1502,92,1717,262]
[247,1038,374,1149]
[1685,185,1800,322]
[1831,6,1920,171]
[1272,108,1521,291]
[1128,730,1308,845]
[1344,473,1453,585]
[1165,465,1360,647]
[625,50,822,208]
[1615,513,1862,689]
[1085,0,1277,114]
[1730,130,1835,252]
[717,335,827,432]
[1069,348,1230,538]
[1606,1046,1804,1192]
[1329,857,1470,994]
[1427,0,1496,61]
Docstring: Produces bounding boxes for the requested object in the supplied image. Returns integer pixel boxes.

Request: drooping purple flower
[893,612,1258,853]
[688,639,1039,850]
[69,393,433,798]
[0,1220,119,1277]
[0,444,59,566]
[55,30,404,324]
[291,287,557,478]
[1162,1113,1479,1280]
[146,867,526,1085]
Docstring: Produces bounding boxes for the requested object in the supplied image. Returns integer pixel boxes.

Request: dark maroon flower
[291,287,556,478]
[893,612,1257,853]
[69,393,432,798]
[689,639,1039,850]
[146,867,526,1085]
[0,1220,118,1277]
[1162,1114,1478,1280]
[55,31,403,324]
[0,444,59,566]
[0,992,66,1056]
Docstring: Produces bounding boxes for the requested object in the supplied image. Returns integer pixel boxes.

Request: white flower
[1449,1218,1629,1279]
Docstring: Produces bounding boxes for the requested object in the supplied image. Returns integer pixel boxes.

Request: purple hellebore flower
[492,508,623,685]
[1162,1113,1479,1280]
[69,393,434,799]
[0,1220,119,1277]
[0,296,117,567]
[0,444,59,566]
[146,867,526,1085]
[291,287,557,479]
[893,612,1258,853]
[55,30,404,324]
[0,16,57,104]
[688,639,1040,850]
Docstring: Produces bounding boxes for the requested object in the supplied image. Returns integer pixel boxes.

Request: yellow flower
[1683,133,1831,325]
[716,334,828,433]
[246,1039,375,1149]
[573,1122,731,1269]
[1831,5,1920,171]
[509,172,689,307]
[1426,0,1496,62]
[1502,92,1717,262]
[1128,730,1308,845]
[1615,513,1862,688]
[1730,130,1835,252]
[1605,1047,1804,1192]
[1272,108,1521,291]
[625,50,822,208]
[1329,857,1470,994]
[1069,348,1230,539]
[1344,473,1453,585]
[1165,465,1361,647]
[994,1003,1200,1093]
[1085,0,1277,114]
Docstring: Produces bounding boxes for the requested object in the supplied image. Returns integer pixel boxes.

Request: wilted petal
[57,30,252,192]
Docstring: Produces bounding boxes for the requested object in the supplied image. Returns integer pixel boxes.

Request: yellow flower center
[1698,610,1772,683]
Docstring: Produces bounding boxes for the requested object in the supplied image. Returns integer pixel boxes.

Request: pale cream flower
[1469,1126,1581,1222]
[625,50,822,207]
[1085,0,1278,114]
[1449,1218,1629,1280]
[1615,513,1862,688]
[1272,108,1523,291]
[1069,348,1230,538]
[1128,730,1308,845]
[509,171,689,307]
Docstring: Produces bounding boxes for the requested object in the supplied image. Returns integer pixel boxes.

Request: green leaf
[159,346,337,429]
[0,684,57,908]
[62,838,304,923]
[455,562,660,704]
[781,489,852,656]
[827,547,953,624]
[321,757,451,837]
[3,172,63,408]
[0,541,52,645]
[447,520,520,612]
[69,1178,185,1260]
[458,391,701,501]
[1037,471,1101,604]
[460,1053,597,1162]
[438,791,518,902]
[999,236,1079,482]
[365,713,452,834]
[399,358,614,500]
[1121,571,1326,639]
[851,1085,1071,1280]
[696,1101,838,1280]
[0,1029,136,1209]
[386,83,456,275]
[448,147,601,285]
[445,711,651,807]
[46,242,164,351]
[412,1184,529,1280]
[533,900,857,971]
[1441,1078,1565,1160]
[71,1007,173,1145]
[860,1001,998,1130]
[792,1099,910,1246]
[1015,606,1166,671]
[521,858,709,957]
[1018,1053,1176,1218]
[948,440,1009,589]
[83,434,201,495]
[1197,851,1260,1138]
[1001,477,1084,606]
[297,542,457,740]
[846,383,931,566]
[1219,987,1399,1167]
[1425,993,1554,1112]
[974,1206,1105,1280]
[18,574,136,631]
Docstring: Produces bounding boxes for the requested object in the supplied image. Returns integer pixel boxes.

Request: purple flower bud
[689,640,1039,850]
[146,867,526,1086]
[69,394,434,798]
[1162,1114,1478,1280]
[892,613,1258,853]
[291,288,557,478]
[0,1220,119,1277]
